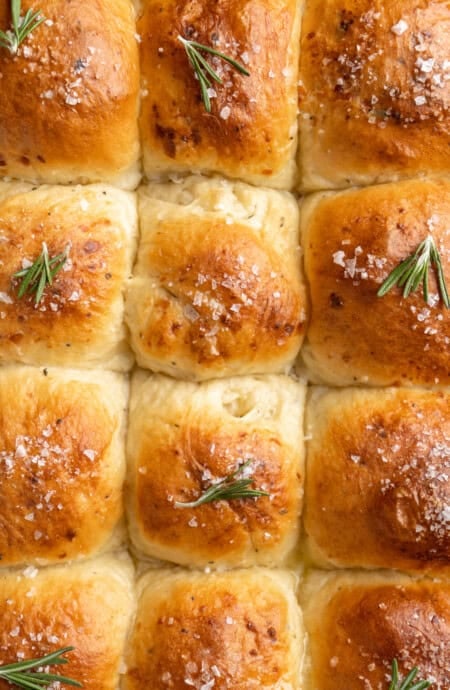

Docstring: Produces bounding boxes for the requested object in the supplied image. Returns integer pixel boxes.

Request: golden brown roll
[0,366,127,567]
[126,177,307,380]
[0,0,140,188]
[138,0,301,188]
[127,372,305,568]
[299,0,450,191]
[304,387,450,574]
[0,555,134,690]
[124,568,303,690]
[0,182,137,370]
[301,178,450,386]
[301,571,450,690]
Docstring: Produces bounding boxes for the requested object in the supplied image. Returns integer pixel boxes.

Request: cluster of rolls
[0,0,448,689]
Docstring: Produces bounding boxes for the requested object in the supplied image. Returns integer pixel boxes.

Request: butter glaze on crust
[0,556,134,690]
[138,0,301,188]
[126,177,307,380]
[0,0,140,188]
[299,0,450,191]
[301,178,450,386]
[0,182,137,370]
[0,367,128,567]
[125,568,303,690]
[127,372,305,568]
[301,571,450,690]
[305,387,450,574]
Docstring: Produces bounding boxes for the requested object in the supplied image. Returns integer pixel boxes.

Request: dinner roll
[0,0,140,188]
[125,568,303,690]
[304,387,450,574]
[301,178,450,386]
[0,555,134,689]
[127,372,305,568]
[0,182,137,370]
[299,0,450,191]
[138,0,301,188]
[126,177,307,380]
[0,366,127,567]
[301,571,450,690]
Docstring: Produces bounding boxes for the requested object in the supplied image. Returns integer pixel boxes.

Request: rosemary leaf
[0,0,45,55]
[13,242,68,304]
[178,35,250,112]
[0,647,82,689]
[388,659,431,690]
[175,459,269,509]
[377,235,449,307]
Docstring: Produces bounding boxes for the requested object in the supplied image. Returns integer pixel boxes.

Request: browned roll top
[138,0,301,187]
[301,178,450,386]
[0,0,140,187]
[305,387,450,574]
[299,0,450,190]
[302,572,450,690]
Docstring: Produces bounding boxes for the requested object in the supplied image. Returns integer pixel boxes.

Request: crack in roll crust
[299,0,450,190]
[0,183,137,370]
[301,571,450,690]
[0,367,128,567]
[0,0,140,188]
[305,387,450,574]
[127,373,305,568]
[301,178,450,386]
[138,0,301,188]
[124,569,303,690]
[126,177,307,380]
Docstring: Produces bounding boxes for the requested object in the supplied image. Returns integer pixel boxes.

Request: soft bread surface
[0,366,128,567]
[125,568,303,690]
[138,0,301,188]
[301,571,450,690]
[126,177,307,380]
[127,372,305,568]
[0,556,134,690]
[299,0,450,190]
[305,387,450,574]
[0,182,137,370]
[301,178,450,386]
[0,0,140,188]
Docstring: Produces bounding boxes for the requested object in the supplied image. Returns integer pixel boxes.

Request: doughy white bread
[126,176,307,380]
[0,182,137,370]
[125,567,304,689]
[127,372,305,568]
[0,365,128,567]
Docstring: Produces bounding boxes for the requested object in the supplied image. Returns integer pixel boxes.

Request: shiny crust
[138,0,301,188]
[301,178,450,386]
[0,556,134,690]
[299,0,450,191]
[125,568,303,690]
[305,387,450,574]
[126,177,307,380]
[301,571,450,690]
[127,372,305,568]
[0,0,140,188]
[0,366,128,567]
[0,182,137,370]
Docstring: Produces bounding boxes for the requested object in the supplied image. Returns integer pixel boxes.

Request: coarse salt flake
[219,106,231,120]
[391,20,408,35]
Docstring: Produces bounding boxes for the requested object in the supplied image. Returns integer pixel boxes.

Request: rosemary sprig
[174,459,269,509]
[177,35,250,112]
[0,0,45,55]
[377,235,449,308]
[13,242,68,304]
[0,646,82,689]
[388,659,431,690]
